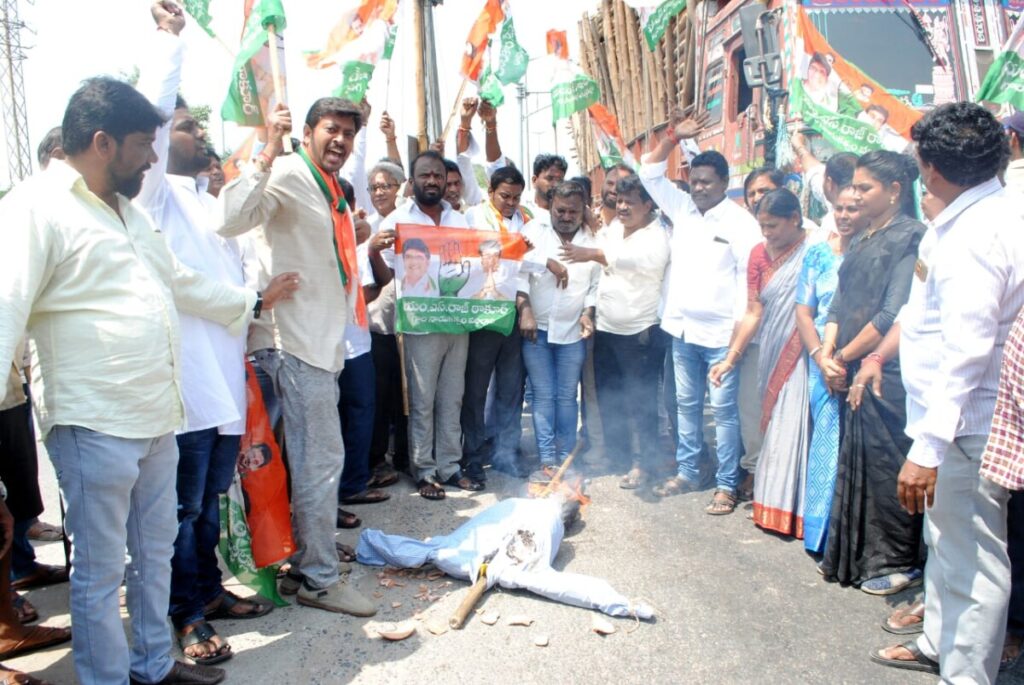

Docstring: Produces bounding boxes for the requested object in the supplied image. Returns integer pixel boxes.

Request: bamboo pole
[622,5,644,140]
[589,13,617,120]
[412,0,427,151]
[680,2,697,110]
[601,0,620,121]
[439,78,468,144]
[613,0,635,140]
[266,24,292,154]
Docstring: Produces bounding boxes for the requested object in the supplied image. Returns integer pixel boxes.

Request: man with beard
[137,4,294,665]
[522,154,568,224]
[220,95,378,617]
[379,150,474,499]
[597,163,633,228]
[443,158,467,212]
[200,151,226,198]
[0,71,267,684]
[518,182,601,473]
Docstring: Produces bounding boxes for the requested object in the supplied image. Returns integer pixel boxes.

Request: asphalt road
[10,438,1024,684]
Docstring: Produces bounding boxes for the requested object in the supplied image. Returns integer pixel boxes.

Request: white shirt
[465,202,528,234]
[0,162,253,439]
[518,221,601,344]
[899,178,1024,468]
[595,217,671,335]
[138,30,248,435]
[521,200,550,226]
[455,131,507,209]
[340,127,372,216]
[344,242,376,360]
[639,159,762,348]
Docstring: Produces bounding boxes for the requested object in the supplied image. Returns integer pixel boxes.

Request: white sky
[3,0,599,188]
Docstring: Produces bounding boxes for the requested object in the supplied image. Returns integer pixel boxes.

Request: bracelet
[458,126,471,134]
[255,151,273,172]
[727,347,742,360]
[485,126,497,133]
[385,136,397,142]
[809,345,822,359]
[863,352,884,367]
[668,128,680,145]
[834,348,846,363]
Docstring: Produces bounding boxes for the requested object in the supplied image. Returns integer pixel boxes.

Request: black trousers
[461,327,524,479]
[369,333,408,472]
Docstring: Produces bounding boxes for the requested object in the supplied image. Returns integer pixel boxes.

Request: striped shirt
[899,178,1024,468]
[981,306,1024,490]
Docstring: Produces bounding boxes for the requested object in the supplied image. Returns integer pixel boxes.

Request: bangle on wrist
[863,352,884,367]
[835,348,847,363]
[809,345,822,359]
[386,136,397,142]
[458,126,471,133]
[485,125,497,133]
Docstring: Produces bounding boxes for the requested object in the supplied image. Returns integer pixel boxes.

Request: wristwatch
[253,291,264,319]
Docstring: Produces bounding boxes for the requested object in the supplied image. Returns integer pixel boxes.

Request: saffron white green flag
[588,104,636,169]
[624,0,686,51]
[221,0,287,127]
[976,14,1024,110]
[549,35,599,123]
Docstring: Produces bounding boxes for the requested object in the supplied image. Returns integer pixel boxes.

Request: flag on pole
[548,29,599,123]
[331,16,400,103]
[785,4,921,154]
[587,104,635,169]
[305,0,400,69]
[494,16,528,85]
[221,0,287,127]
[182,0,216,38]
[479,64,506,107]
[623,0,687,51]
[394,225,528,335]
[976,14,1024,110]
[461,0,505,82]
[546,29,568,59]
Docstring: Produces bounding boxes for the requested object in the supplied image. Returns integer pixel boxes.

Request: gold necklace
[864,211,898,240]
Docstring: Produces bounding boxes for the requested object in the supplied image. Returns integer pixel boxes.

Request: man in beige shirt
[219,99,379,617]
[0,73,263,685]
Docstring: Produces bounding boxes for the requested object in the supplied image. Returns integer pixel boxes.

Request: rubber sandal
[0,665,49,685]
[11,564,68,591]
[882,602,925,635]
[12,592,38,624]
[336,508,361,529]
[367,466,399,488]
[26,521,63,542]
[417,479,446,500]
[340,488,391,505]
[0,625,72,660]
[705,489,737,515]
[443,473,484,492]
[618,468,644,490]
[869,640,939,675]
[336,542,356,563]
[177,621,233,665]
[204,591,273,621]
[1001,633,1024,672]
[653,475,699,497]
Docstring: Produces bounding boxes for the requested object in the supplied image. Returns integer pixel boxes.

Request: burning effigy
[355,494,655,621]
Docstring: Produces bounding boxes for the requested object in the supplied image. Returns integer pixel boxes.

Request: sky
[3,0,600,188]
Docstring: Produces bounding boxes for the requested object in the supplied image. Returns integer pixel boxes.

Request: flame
[526,467,591,510]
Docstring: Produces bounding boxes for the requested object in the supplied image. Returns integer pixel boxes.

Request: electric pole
[0,0,31,182]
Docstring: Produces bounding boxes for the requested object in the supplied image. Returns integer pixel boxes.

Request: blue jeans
[522,331,586,466]
[673,338,742,493]
[46,426,178,685]
[169,429,240,630]
[338,352,375,498]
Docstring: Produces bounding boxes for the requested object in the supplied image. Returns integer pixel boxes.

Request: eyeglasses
[369,183,400,192]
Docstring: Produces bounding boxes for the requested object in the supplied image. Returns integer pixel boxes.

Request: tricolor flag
[222,131,257,184]
[461,1,528,107]
[785,5,921,154]
[221,0,287,127]
[548,29,599,123]
[305,0,400,69]
[182,0,216,39]
[976,14,1024,110]
[587,104,635,170]
[461,0,504,82]
[624,0,687,51]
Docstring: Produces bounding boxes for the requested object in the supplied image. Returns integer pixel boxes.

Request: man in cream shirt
[0,74,261,685]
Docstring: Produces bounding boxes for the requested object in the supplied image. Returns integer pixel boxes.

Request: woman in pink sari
[710,189,809,536]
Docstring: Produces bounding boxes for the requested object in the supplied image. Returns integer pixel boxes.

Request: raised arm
[380,111,402,167]
[638,110,709,224]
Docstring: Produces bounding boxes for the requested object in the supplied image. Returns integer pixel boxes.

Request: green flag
[335,61,376,103]
[551,73,600,123]
[625,0,687,51]
[218,482,288,607]
[182,0,216,38]
[790,80,883,156]
[479,64,505,107]
[976,17,1024,110]
[494,18,528,85]
[221,0,287,127]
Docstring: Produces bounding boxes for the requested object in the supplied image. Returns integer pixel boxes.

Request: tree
[190,104,212,132]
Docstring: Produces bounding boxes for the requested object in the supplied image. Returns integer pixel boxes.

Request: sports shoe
[861,569,923,596]
[297,579,377,616]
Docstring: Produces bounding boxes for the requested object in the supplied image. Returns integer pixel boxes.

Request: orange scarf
[298,147,367,327]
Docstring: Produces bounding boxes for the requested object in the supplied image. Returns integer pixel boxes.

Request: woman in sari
[795,187,867,555]
[709,189,809,536]
[818,150,926,594]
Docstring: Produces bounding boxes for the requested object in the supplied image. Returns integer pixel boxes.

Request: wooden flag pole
[439,78,469,144]
[266,23,293,153]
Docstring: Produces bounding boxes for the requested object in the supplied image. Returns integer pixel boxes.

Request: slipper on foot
[204,590,273,621]
[340,488,391,505]
[417,479,446,500]
[336,508,361,529]
[177,621,232,666]
[869,640,938,675]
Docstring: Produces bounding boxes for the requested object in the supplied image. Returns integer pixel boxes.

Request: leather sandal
[705,489,737,515]
[0,664,49,685]
[0,625,72,660]
[177,621,232,666]
[204,591,273,621]
[417,479,446,500]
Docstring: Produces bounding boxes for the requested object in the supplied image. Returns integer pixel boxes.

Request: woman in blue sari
[795,187,867,555]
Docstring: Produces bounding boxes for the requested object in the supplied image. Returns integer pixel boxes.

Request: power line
[0,0,31,182]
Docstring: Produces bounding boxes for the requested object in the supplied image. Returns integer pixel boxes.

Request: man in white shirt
[1004,113,1024,196]
[136,7,287,664]
[518,182,600,470]
[0,71,261,684]
[864,103,1024,683]
[379,151,475,498]
[460,166,531,481]
[639,121,762,515]
[521,154,568,225]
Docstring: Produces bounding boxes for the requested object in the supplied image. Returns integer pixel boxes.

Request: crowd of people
[2,2,1024,684]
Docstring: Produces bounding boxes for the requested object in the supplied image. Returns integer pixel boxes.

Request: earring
[890,196,896,205]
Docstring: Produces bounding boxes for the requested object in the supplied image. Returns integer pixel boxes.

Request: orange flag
[222,131,257,184]
[305,0,400,69]
[546,29,568,59]
[460,0,505,81]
